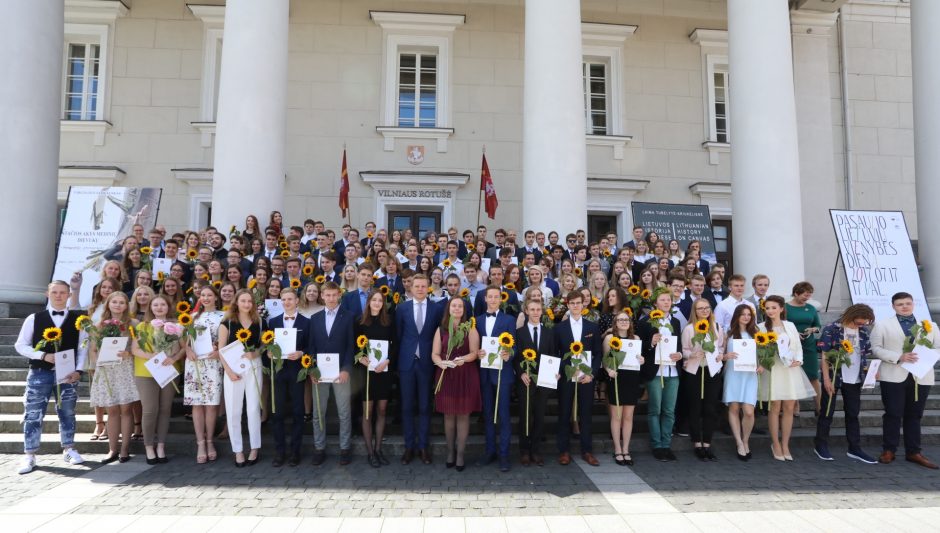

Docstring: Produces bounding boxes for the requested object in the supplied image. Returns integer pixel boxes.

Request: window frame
[396,49,440,129]
[581,23,636,160]
[582,58,611,136]
[61,24,109,122]
[705,54,730,144]
[690,28,730,165]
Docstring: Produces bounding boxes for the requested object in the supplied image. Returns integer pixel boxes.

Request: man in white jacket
[870,292,940,469]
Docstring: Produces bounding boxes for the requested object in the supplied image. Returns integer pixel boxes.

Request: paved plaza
[2,442,939,531]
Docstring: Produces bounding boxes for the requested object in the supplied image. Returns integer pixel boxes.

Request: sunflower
[261,330,275,344]
[500,291,509,303]
[279,250,290,258]
[766,332,779,344]
[570,341,584,355]
[545,308,555,320]
[201,274,210,281]
[433,243,440,251]
[212,280,222,289]
[625,307,634,317]
[247,279,257,289]
[235,328,251,343]
[603,249,612,257]
[357,335,369,349]
[186,249,198,259]
[840,339,854,353]
[580,307,590,316]
[649,310,665,320]
[379,285,390,296]
[392,293,401,304]
[522,349,537,362]
[302,265,314,277]
[178,313,193,326]
[504,282,516,291]
[75,315,91,331]
[301,354,313,368]
[609,337,623,351]
[694,319,710,334]
[128,325,136,340]
[290,278,301,289]
[467,243,475,251]
[157,271,166,281]
[754,332,769,346]
[459,288,470,298]
[222,305,231,312]
[574,268,583,277]
[640,289,652,299]
[278,241,288,250]
[442,259,452,268]
[591,297,600,308]
[923,320,934,334]
[176,301,191,314]
[470,317,476,329]
[315,275,325,284]
[42,327,62,343]
[498,332,515,349]
[628,285,640,296]
[367,232,374,239]
[140,246,152,255]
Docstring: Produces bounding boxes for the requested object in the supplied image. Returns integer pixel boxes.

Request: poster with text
[53,186,162,307]
[631,202,717,264]
[830,210,929,321]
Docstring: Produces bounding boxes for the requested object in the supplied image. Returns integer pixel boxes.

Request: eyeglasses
[615,318,630,322]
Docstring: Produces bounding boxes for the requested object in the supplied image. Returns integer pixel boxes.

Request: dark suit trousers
[816,382,861,449]
[400,362,433,450]
[517,382,551,455]
[557,377,594,453]
[681,368,722,444]
[481,370,513,457]
[881,375,929,454]
[271,364,305,456]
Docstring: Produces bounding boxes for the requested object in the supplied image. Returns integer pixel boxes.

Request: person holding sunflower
[355,291,397,468]
[813,304,877,464]
[474,286,517,472]
[680,299,726,461]
[217,289,267,467]
[638,290,683,462]
[514,299,556,467]
[183,286,225,463]
[603,311,643,466]
[14,281,88,474]
[722,305,760,461]
[555,291,601,467]
[267,288,310,467]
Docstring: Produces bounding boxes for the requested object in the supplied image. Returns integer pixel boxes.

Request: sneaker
[813,443,834,461]
[847,449,878,465]
[63,448,85,465]
[17,455,36,475]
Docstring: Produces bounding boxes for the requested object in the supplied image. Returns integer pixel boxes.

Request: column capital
[790,9,839,37]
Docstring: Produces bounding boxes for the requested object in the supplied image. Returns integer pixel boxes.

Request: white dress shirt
[324,307,338,336]
[15,307,89,371]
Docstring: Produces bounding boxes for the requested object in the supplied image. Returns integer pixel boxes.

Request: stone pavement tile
[622,512,700,533]
[1,496,86,515]
[604,495,679,515]
[465,516,508,533]
[251,516,303,532]
[545,515,593,533]
[581,514,628,533]
[339,517,383,532]
[682,512,743,533]
[723,510,822,532]
[843,507,931,532]
[425,516,465,532]
[379,517,423,532]
[207,516,263,532]
[504,516,547,533]
[30,512,97,532]
[790,509,882,533]
[73,513,139,531]
[4,513,57,532]
[0,454,99,509]
[297,517,344,532]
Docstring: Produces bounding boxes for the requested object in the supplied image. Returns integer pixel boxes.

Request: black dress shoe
[157,456,168,464]
[420,448,432,465]
[446,460,456,469]
[247,451,260,466]
[475,453,497,467]
[368,454,381,468]
[288,453,301,467]
[119,456,131,463]
[272,454,286,467]
[705,448,718,461]
[653,449,667,462]
[102,453,120,464]
[311,449,326,466]
[377,450,389,466]
[146,456,158,466]
[664,450,677,461]
[339,449,352,466]
[401,449,414,465]
[694,447,707,461]
[456,463,465,472]
[235,460,245,468]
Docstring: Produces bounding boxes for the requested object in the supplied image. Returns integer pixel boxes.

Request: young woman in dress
[243,214,261,243]
[184,286,225,463]
[759,295,814,461]
[121,249,144,293]
[723,305,760,461]
[355,291,397,467]
[129,286,155,321]
[431,297,481,471]
[299,282,324,318]
[130,295,182,465]
[88,292,139,463]
[127,269,152,298]
[219,282,237,311]
[159,277,183,310]
[604,311,643,466]
[681,299,725,461]
[217,289,266,467]
[588,271,608,304]
[340,264,358,293]
[786,282,822,414]
[225,265,244,290]
[208,260,225,283]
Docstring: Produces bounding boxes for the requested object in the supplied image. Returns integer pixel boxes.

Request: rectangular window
[64,43,100,121]
[398,52,437,128]
[712,69,729,143]
[583,61,609,135]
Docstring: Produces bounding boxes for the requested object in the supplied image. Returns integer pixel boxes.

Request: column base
[0,285,49,306]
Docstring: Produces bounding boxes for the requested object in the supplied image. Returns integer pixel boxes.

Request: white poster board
[830,210,930,321]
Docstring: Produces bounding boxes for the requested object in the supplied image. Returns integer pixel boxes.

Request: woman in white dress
[759,295,814,461]
[183,286,225,463]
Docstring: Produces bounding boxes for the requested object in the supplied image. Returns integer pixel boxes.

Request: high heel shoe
[247,449,260,466]
[101,452,119,464]
[145,446,158,466]
[771,445,786,461]
[91,422,106,441]
[784,453,794,461]
[235,452,246,468]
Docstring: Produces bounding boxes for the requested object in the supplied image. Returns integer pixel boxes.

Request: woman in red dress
[432,297,481,471]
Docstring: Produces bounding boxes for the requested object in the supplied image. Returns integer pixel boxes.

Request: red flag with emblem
[481,154,498,219]
[338,149,350,218]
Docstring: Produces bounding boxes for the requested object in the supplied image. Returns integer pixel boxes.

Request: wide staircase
[1,311,938,458]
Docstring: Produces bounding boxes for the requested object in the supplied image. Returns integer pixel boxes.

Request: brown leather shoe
[906,452,939,470]
[558,452,571,465]
[401,448,414,465]
[878,450,895,464]
[520,451,531,466]
[420,448,432,465]
[581,452,600,466]
[533,454,545,466]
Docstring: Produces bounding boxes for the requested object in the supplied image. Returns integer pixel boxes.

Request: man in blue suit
[394,274,442,465]
[340,264,375,319]
[555,291,602,467]
[306,282,356,466]
[475,286,517,472]
[472,264,518,316]
[267,288,310,467]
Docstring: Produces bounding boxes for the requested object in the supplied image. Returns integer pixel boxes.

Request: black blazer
[638,315,682,382]
[306,307,355,373]
[267,313,311,370]
[513,322,557,377]
[554,318,602,377]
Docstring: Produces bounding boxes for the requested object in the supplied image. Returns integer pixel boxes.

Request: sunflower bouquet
[441,258,458,275]
[823,338,854,415]
[691,319,717,399]
[755,331,778,409]
[296,354,324,431]
[259,330,283,413]
[434,316,476,395]
[499,290,519,315]
[246,278,265,308]
[135,319,184,393]
[485,332,515,424]
[138,246,153,272]
[520,348,538,435]
[546,297,567,327]
[603,336,627,409]
[563,341,592,422]
[903,320,936,401]
[356,335,386,420]
[35,326,65,406]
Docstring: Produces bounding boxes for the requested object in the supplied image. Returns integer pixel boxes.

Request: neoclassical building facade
[0,0,936,313]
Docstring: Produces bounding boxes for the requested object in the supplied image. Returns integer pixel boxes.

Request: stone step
[0,318,26,326]
[0,381,91,396]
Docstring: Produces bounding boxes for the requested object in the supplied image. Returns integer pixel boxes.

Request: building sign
[631,202,717,264]
[53,186,163,307]
[377,189,452,199]
[830,210,929,320]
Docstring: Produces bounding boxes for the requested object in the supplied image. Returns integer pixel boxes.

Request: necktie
[532,326,539,350]
[51,310,65,316]
[415,302,424,332]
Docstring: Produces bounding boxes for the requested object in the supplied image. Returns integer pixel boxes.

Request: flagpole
[344,143,352,227]
[476,146,485,229]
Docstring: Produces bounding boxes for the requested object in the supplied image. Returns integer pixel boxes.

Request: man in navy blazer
[267,289,310,467]
[340,264,375,319]
[472,265,518,316]
[374,273,405,297]
[474,286,518,472]
[555,291,602,467]
[394,274,443,465]
[305,282,356,466]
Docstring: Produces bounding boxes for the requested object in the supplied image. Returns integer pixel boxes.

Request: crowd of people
[14,214,940,475]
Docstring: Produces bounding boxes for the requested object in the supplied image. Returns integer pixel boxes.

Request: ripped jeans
[23,368,78,453]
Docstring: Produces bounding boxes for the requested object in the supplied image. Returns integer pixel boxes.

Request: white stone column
[911,0,940,309]
[790,11,840,301]
[211,0,289,232]
[727,0,805,291]
[0,1,64,303]
[522,0,587,236]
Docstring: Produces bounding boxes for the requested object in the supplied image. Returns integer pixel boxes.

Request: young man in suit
[306,282,356,466]
[14,281,87,474]
[871,292,940,469]
[267,288,310,467]
[745,274,770,323]
[515,299,556,467]
[340,264,375,319]
[472,265,519,317]
[394,275,443,465]
[555,291,601,467]
[474,286,517,472]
